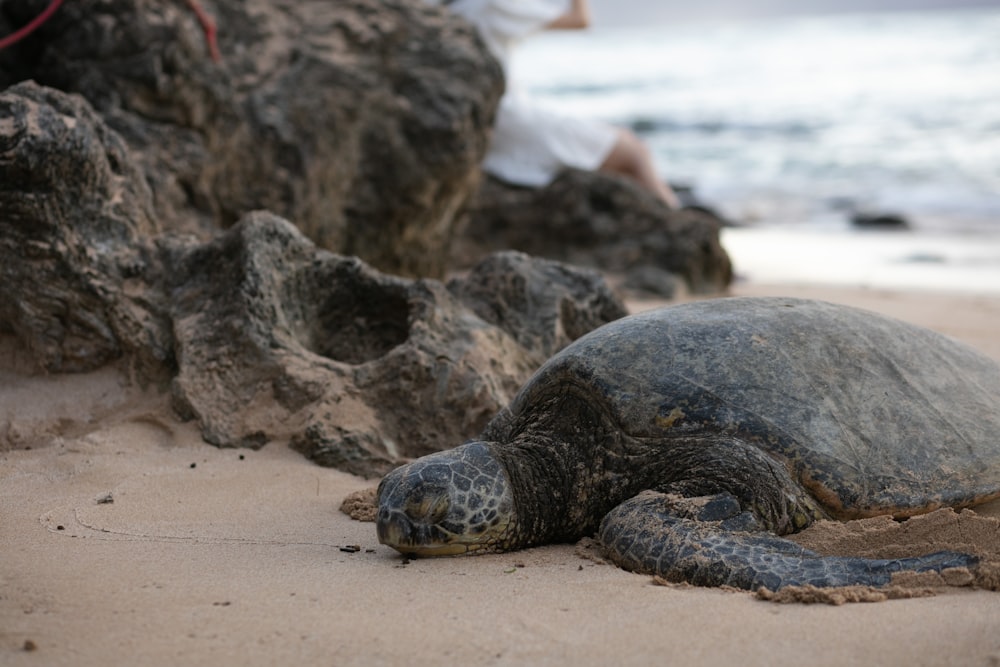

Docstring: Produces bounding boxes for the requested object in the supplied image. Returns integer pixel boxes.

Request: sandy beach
[3,281,1000,667]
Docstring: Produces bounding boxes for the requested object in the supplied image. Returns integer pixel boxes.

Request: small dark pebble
[97,493,114,505]
[189,463,197,469]
[339,545,361,553]
[56,525,65,531]
[23,640,37,652]
[239,455,245,460]
[213,601,232,607]
[365,548,376,553]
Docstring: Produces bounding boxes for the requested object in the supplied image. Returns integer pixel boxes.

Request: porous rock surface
[169,212,629,476]
[2,0,731,289]
[0,0,502,278]
[0,83,627,475]
[169,211,579,476]
[453,171,734,296]
[0,0,732,474]
[448,250,627,364]
[0,81,171,376]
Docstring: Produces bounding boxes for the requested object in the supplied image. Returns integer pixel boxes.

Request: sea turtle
[376,297,1000,589]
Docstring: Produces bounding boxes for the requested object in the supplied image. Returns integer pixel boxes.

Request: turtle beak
[376,506,470,557]
[376,506,417,551]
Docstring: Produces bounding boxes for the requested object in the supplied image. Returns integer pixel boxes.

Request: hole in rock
[307,282,411,365]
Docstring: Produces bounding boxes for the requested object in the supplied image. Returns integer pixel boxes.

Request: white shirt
[445,0,569,69]
[433,0,619,186]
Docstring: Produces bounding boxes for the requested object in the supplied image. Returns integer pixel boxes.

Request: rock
[850,211,910,229]
[448,251,627,365]
[4,0,724,292]
[0,4,634,476]
[452,170,733,294]
[167,210,534,475]
[168,212,625,477]
[0,81,171,376]
[621,265,682,300]
[3,0,503,277]
[0,12,18,89]
[0,83,625,475]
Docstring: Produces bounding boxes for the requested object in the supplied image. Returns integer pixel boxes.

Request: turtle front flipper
[598,491,978,590]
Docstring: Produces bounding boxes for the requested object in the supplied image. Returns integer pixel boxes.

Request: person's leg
[599,128,681,209]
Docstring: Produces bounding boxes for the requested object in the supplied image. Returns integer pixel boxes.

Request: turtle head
[376,441,516,557]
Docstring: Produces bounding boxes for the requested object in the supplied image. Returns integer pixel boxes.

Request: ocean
[510,7,1000,293]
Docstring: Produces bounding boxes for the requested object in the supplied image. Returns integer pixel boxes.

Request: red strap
[0,0,219,62]
[185,0,220,62]
[0,0,64,50]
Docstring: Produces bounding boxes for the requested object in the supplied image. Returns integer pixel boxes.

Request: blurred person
[434,0,681,208]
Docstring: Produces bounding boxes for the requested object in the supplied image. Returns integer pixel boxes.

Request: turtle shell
[498,297,1000,519]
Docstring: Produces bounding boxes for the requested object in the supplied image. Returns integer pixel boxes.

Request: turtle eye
[405,493,449,524]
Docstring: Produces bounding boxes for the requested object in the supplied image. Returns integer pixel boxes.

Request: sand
[3,282,1000,666]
